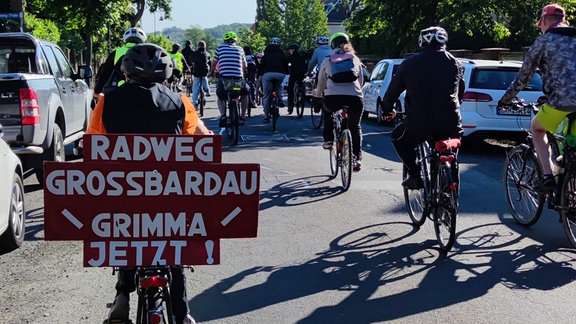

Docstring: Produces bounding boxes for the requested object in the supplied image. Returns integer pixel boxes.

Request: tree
[238,27,267,54]
[256,0,328,53]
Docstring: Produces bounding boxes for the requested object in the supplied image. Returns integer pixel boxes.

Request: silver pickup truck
[0,32,93,184]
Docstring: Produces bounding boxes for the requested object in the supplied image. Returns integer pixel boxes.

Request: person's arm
[181,95,213,135]
[180,53,190,72]
[500,38,543,104]
[381,61,407,113]
[93,51,116,95]
[313,57,329,97]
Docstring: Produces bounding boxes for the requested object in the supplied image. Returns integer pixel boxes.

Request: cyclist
[260,37,287,122]
[243,45,258,109]
[181,40,195,92]
[499,3,576,193]
[308,35,331,77]
[191,40,212,106]
[87,43,211,324]
[286,43,307,115]
[211,31,249,126]
[93,27,147,98]
[312,32,364,172]
[168,43,190,91]
[381,26,464,189]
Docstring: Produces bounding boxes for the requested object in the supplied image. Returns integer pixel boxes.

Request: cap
[538,4,565,27]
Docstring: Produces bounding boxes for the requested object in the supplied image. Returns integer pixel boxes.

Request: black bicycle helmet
[288,43,299,50]
[121,43,173,83]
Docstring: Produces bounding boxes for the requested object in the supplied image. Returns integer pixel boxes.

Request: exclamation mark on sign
[205,240,215,265]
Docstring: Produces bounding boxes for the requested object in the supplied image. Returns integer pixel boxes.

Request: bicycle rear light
[140,276,169,288]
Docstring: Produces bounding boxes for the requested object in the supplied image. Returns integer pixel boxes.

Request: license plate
[497,106,531,116]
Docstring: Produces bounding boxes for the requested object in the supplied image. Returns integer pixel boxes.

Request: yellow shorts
[535,103,572,135]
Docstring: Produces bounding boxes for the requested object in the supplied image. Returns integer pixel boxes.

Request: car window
[43,46,62,78]
[0,45,37,74]
[369,63,383,81]
[470,68,542,91]
[50,45,73,79]
[372,62,389,81]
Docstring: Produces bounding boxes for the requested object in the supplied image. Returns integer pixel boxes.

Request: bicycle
[269,89,280,132]
[404,131,461,252]
[184,73,192,97]
[503,100,576,248]
[292,79,306,118]
[220,78,244,145]
[328,107,353,191]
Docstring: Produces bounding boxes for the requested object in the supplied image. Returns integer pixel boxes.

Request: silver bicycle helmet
[121,43,173,83]
[270,37,281,46]
[316,35,329,45]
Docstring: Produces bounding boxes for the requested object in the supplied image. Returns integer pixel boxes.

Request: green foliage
[238,27,266,54]
[24,14,60,42]
[147,33,173,51]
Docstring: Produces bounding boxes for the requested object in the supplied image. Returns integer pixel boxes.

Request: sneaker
[263,116,270,123]
[108,293,129,322]
[180,314,197,324]
[278,101,285,108]
[534,175,556,193]
[239,116,246,125]
[323,141,333,150]
[353,159,362,172]
[402,175,424,189]
[206,93,212,97]
[218,116,227,128]
[287,108,293,115]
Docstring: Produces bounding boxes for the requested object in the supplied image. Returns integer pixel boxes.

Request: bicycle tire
[403,166,427,227]
[433,162,458,253]
[329,140,338,178]
[311,105,323,129]
[503,145,544,227]
[230,101,239,145]
[295,85,305,118]
[198,89,205,117]
[561,169,576,248]
[340,129,353,191]
[271,93,279,132]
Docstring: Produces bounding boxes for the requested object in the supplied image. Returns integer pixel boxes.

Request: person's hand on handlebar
[381,109,397,122]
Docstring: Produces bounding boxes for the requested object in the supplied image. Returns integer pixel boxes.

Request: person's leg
[392,122,425,185]
[192,77,200,104]
[108,268,137,320]
[202,76,211,95]
[262,73,272,118]
[287,76,296,113]
[346,96,364,162]
[274,73,285,107]
[170,266,194,324]
[322,96,339,145]
[216,77,228,127]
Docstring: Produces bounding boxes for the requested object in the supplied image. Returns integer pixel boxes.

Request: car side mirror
[78,65,94,86]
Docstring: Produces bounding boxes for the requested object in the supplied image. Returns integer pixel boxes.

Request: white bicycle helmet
[418,26,448,47]
[316,35,329,45]
[123,27,147,44]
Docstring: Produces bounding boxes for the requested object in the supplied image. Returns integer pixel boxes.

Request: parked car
[389,58,543,137]
[362,58,404,124]
[0,32,93,185]
[0,123,25,252]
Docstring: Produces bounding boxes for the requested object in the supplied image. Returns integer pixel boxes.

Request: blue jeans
[192,76,210,104]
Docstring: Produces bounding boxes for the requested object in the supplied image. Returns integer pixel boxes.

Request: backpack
[330,57,358,83]
[191,50,209,77]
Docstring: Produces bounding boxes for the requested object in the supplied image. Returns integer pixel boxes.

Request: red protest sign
[83,239,220,267]
[43,161,260,241]
[82,134,222,163]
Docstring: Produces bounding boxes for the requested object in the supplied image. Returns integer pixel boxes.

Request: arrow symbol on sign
[221,207,242,227]
[61,208,84,229]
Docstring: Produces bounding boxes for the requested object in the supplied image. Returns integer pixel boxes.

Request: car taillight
[462,91,492,102]
[20,88,40,125]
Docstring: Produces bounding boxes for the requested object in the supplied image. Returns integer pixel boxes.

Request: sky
[140,0,258,32]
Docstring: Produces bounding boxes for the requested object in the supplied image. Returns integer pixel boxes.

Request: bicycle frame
[135,266,174,324]
[329,108,352,190]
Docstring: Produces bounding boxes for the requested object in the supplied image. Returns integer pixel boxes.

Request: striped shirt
[214,43,245,78]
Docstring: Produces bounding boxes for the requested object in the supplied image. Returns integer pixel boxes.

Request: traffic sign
[44,161,260,240]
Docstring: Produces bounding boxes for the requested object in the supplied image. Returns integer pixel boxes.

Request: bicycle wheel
[433,163,457,252]
[295,84,305,118]
[311,105,323,129]
[340,129,353,191]
[271,94,279,132]
[403,166,427,227]
[503,145,544,227]
[198,89,205,117]
[561,169,576,248]
[329,140,338,178]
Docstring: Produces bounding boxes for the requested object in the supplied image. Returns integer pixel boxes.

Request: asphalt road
[2,89,576,323]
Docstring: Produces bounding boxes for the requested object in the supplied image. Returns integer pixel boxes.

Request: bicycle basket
[223,78,246,91]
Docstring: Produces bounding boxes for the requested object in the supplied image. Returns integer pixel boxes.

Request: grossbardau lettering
[46,169,258,196]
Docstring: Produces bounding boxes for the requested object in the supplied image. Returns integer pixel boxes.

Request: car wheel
[0,173,25,251]
[376,100,385,125]
[35,123,64,185]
